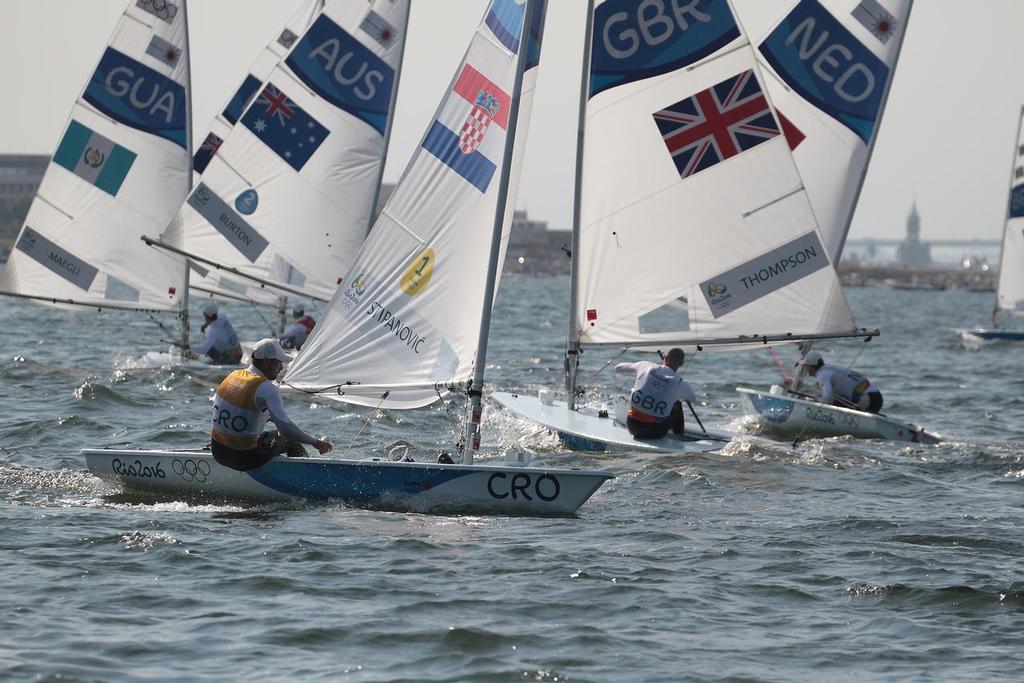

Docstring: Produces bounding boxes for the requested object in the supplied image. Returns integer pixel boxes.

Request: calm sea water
[2,274,1023,682]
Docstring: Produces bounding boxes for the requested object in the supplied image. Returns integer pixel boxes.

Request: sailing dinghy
[84,0,613,516]
[0,0,195,353]
[735,0,937,442]
[496,0,874,453]
[960,106,1024,342]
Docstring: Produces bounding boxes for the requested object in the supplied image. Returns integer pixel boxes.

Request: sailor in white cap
[614,347,697,439]
[278,304,317,351]
[800,351,883,414]
[190,302,243,365]
[210,338,332,471]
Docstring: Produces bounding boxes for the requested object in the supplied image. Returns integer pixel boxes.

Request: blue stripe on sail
[485,0,527,53]
[52,121,92,170]
[421,121,496,193]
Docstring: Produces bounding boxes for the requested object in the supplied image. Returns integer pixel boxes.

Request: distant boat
[960,105,1024,342]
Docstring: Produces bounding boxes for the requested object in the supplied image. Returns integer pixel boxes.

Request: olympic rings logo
[172,458,212,482]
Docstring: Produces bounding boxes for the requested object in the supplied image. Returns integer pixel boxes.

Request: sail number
[400,248,435,296]
[487,472,560,502]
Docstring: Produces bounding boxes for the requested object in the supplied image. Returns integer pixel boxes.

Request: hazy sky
[1,0,1021,241]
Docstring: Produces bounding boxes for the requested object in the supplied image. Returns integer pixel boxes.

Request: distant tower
[907,201,921,240]
[897,200,932,267]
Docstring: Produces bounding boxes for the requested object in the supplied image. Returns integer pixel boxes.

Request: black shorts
[211,433,304,471]
[625,402,685,439]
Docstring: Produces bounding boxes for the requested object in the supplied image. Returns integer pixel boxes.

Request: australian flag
[654,69,780,180]
[242,83,328,172]
[193,132,223,174]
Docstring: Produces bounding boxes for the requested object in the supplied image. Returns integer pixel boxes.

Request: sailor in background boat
[189,302,243,365]
[800,351,883,414]
[210,338,332,471]
[615,348,697,439]
[278,305,316,351]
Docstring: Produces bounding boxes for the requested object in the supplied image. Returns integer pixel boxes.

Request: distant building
[371,182,569,274]
[896,201,932,267]
[0,155,46,248]
[0,155,46,200]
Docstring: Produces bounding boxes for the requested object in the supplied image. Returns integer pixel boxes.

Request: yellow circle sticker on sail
[400,248,435,296]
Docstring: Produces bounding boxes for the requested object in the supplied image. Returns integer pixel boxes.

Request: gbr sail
[997,106,1024,317]
[0,0,192,311]
[161,0,409,302]
[751,0,913,262]
[573,0,857,350]
[286,0,549,408]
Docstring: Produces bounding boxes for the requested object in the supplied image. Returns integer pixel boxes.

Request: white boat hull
[82,448,612,516]
[736,386,939,444]
[493,392,729,454]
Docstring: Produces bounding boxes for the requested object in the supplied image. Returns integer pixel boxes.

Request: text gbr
[602,0,712,59]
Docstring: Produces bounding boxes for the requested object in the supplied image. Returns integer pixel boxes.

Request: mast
[994,105,1024,329]
[463,0,539,465]
[565,0,595,412]
[178,0,194,354]
[368,0,411,234]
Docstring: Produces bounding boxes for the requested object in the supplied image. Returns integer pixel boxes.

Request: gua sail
[997,106,1024,317]
[751,0,912,262]
[164,0,409,302]
[0,0,192,311]
[286,0,548,408]
[574,0,857,350]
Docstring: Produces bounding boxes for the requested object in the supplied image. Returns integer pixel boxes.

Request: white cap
[202,302,218,317]
[801,350,823,366]
[292,304,304,317]
[251,338,294,363]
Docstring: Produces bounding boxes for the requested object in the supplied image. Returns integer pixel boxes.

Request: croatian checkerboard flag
[654,69,780,180]
[421,64,511,192]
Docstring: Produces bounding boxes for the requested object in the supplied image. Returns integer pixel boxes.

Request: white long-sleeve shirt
[815,364,876,405]
[247,365,318,445]
[615,361,696,421]
[194,315,240,357]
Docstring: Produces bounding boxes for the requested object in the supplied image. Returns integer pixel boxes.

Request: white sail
[0,0,192,311]
[193,0,325,177]
[165,0,410,302]
[997,106,1024,316]
[573,0,856,350]
[287,0,547,408]
[751,0,912,262]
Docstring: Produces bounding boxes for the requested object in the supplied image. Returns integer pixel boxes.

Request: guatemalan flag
[421,64,511,193]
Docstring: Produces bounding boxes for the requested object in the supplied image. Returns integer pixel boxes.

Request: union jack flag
[654,69,780,180]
